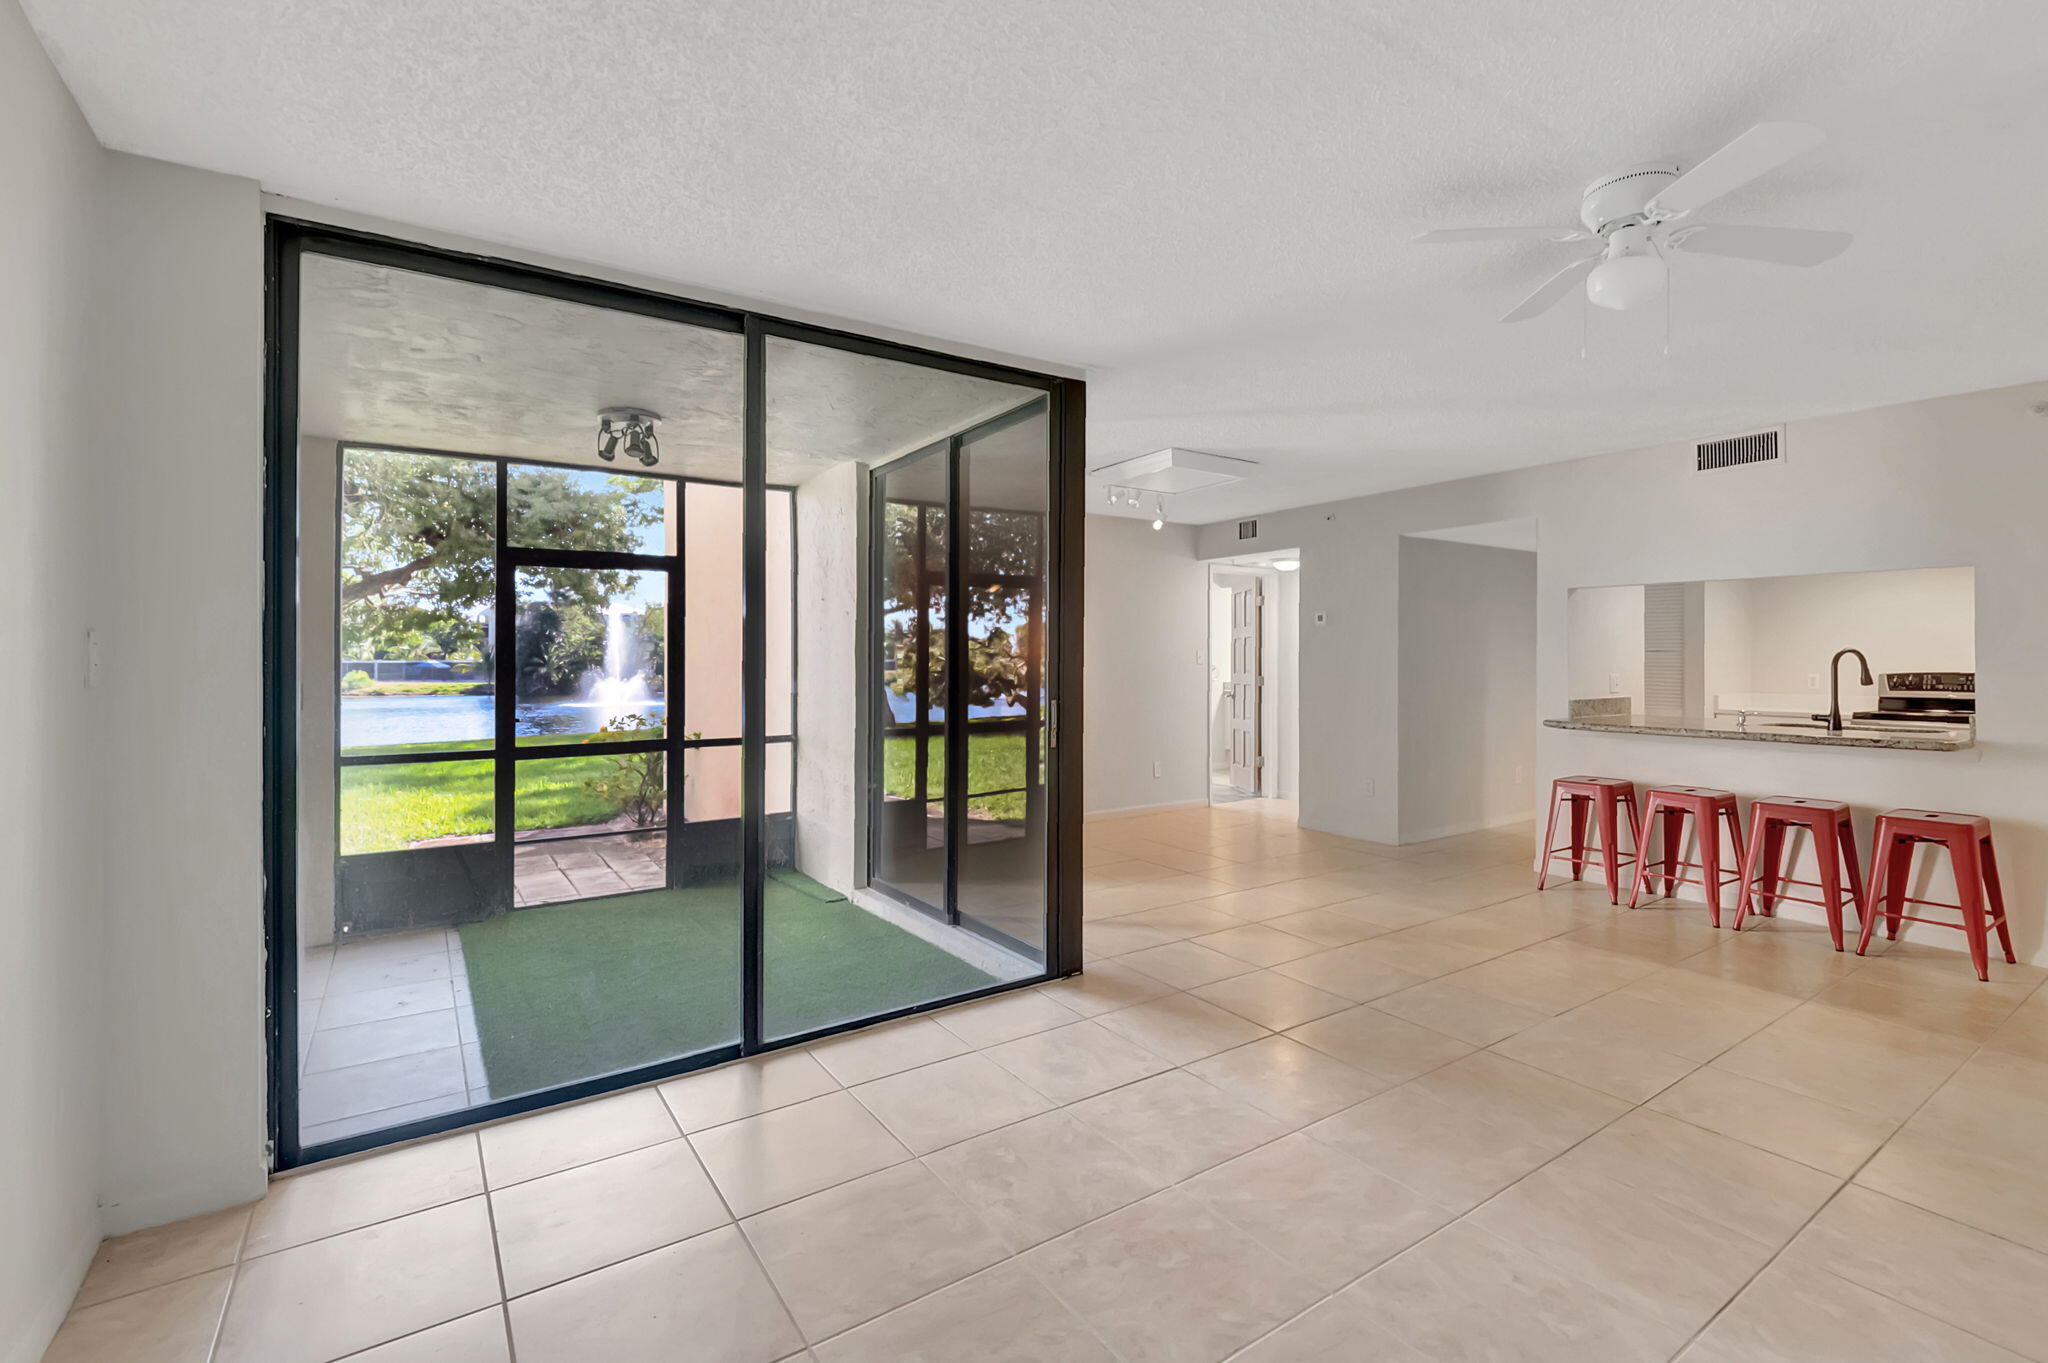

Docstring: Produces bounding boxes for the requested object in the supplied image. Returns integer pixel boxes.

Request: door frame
[264,217,1085,1168]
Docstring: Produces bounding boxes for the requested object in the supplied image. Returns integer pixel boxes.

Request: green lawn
[341,726,1032,854]
[459,872,999,1096]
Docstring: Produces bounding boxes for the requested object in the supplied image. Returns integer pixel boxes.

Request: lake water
[341,691,1025,749]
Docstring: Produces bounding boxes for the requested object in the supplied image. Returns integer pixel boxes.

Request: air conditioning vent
[1697,429,1781,473]
[1237,519,1259,540]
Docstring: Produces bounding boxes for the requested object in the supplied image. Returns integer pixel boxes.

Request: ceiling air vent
[1697,429,1782,473]
[1237,519,1259,540]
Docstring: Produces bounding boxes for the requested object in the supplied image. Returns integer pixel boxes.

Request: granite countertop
[1544,713,1975,751]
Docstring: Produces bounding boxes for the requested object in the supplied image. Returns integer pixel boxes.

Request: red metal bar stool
[1855,809,2014,981]
[1629,786,1744,925]
[1538,776,1642,904]
[1732,797,1867,950]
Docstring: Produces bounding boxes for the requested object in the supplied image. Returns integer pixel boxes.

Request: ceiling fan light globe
[1585,253,1666,312]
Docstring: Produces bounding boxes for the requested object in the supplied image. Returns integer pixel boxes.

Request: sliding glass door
[869,400,1052,960]
[271,223,1081,1166]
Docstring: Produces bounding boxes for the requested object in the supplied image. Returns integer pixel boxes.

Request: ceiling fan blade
[1413,226,1591,244]
[1670,223,1852,266]
[1499,255,1600,323]
[1646,122,1824,217]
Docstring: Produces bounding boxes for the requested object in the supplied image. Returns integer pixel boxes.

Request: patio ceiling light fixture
[597,407,662,467]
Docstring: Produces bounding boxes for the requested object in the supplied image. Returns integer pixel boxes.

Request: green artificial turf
[458,872,999,1097]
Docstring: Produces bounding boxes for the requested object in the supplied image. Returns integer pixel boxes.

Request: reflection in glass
[513,568,668,744]
[958,402,1050,957]
[874,448,950,913]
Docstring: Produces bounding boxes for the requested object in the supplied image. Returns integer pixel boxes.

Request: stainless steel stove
[1853,671,1975,725]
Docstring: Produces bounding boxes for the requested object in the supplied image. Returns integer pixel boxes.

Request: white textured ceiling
[26,0,2048,520]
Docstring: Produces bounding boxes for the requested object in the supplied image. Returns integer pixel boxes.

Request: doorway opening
[1204,551,1300,815]
[268,221,1083,1165]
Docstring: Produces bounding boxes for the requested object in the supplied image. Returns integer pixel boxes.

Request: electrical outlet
[1608,673,1621,694]
[1514,764,1526,785]
[1361,777,1376,797]
[1313,611,1328,625]
[85,629,102,688]
[1807,673,1820,691]
[1152,761,1163,778]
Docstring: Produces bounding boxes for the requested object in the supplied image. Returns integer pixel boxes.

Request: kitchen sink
[1758,721,1954,736]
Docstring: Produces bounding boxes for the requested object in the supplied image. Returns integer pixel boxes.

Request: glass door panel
[873,445,949,915]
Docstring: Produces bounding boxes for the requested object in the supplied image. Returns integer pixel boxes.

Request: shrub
[342,670,374,693]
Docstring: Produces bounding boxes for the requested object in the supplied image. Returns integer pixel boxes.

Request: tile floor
[47,801,2048,1363]
[298,929,488,1146]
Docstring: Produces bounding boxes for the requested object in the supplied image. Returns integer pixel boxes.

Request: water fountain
[586,602,653,728]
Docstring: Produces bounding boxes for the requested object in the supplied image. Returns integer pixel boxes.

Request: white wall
[1275,569,1301,800]
[92,153,269,1233]
[1567,584,1644,709]
[1197,378,2048,967]
[1730,566,1974,710]
[1084,516,1208,814]
[794,461,864,893]
[1398,538,1536,841]
[1,5,108,1355]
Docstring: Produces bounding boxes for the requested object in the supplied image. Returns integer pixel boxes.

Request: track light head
[597,407,661,468]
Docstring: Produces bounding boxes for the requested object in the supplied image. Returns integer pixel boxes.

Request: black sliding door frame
[265,218,1083,1170]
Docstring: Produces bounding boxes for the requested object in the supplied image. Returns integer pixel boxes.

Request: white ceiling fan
[1415,123,1852,322]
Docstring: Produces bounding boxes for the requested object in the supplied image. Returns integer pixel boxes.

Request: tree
[340,450,662,659]
[879,502,1042,712]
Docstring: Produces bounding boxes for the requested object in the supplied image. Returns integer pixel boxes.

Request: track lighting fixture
[597,407,662,467]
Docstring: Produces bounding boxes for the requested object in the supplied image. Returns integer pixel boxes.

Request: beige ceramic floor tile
[1337,930,1503,979]
[1229,1291,1431,1362]
[1984,988,2048,1064]
[41,1268,231,1363]
[1309,1054,1628,1211]
[1192,969,1354,1030]
[849,1052,1054,1154]
[1340,1221,1688,1362]
[1675,934,1866,997]
[1546,1110,1840,1247]
[1811,964,2032,1043]
[1285,1005,1474,1083]
[218,1198,500,1363]
[1712,1002,1976,1119]
[245,1134,483,1256]
[806,1017,968,1086]
[508,1225,803,1363]
[71,1202,251,1308]
[491,1137,730,1297]
[1584,967,1800,1059]
[1022,1188,1323,1363]
[1371,978,1551,1047]
[1646,1067,1896,1176]
[1855,1126,2048,1254]
[982,1018,1174,1103]
[1185,1133,1455,1293]
[921,1108,1168,1251]
[1091,992,1270,1064]
[479,1088,678,1188]
[1032,960,1173,1018]
[690,1091,911,1216]
[1185,1035,1390,1127]
[1490,1010,1698,1103]
[810,1259,1115,1363]
[741,1161,1008,1341]
[1070,1069,1290,1182]
[1561,911,1724,965]
[1115,902,1247,941]
[1894,1048,2048,1170]
[658,1051,839,1133]
[931,990,1081,1048]
[345,1308,510,1362]
[1679,1256,2026,1362]
[1442,939,1656,1013]
[1196,922,1327,966]
[1270,944,1433,1003]
[1120,939,1260,990]
[1784,1185,2048,1361]
[1466,1162,1778,1336]
[1260,907,1388,947]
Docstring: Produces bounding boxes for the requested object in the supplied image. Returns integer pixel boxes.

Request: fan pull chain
[1579,288,1589,361]
[1663,269,1673,357]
